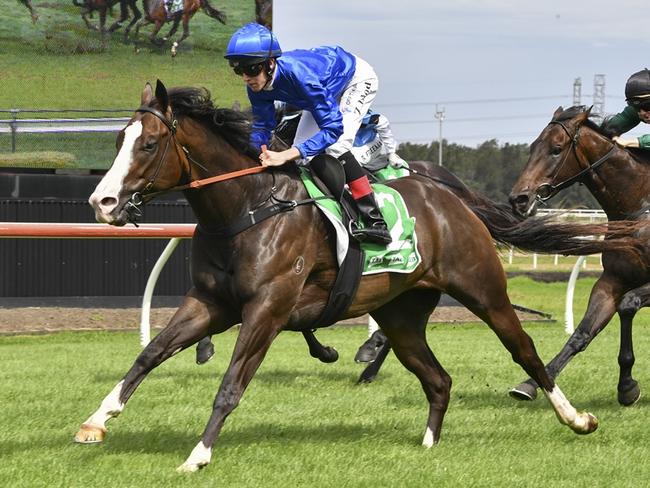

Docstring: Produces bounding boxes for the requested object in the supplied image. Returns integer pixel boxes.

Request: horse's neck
[581,131,650,219]
[177,121,277,229]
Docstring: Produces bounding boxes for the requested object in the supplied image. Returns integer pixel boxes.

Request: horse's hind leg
[453,279,597,435]
[74,292,238,443]
[370,290,448,445]
[616,283,650,405]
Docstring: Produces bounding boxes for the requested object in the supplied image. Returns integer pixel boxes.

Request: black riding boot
[352,193,392,245]
[337,150,392,245]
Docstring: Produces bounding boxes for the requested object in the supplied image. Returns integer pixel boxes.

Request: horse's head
[89,80,187,225]
[509,106,592,217]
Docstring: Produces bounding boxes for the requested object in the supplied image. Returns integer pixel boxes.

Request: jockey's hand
[259,145,301,167]
[612,136,640,148]
[388,152,407,168]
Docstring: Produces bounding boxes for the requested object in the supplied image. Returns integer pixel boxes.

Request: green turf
[0,1,253,168]
[2,277,650,487]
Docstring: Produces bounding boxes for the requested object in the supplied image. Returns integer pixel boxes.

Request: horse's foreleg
[175,15,190,44]
[616,284,650,405]
[74,294,237,444]
[122,3,142,37]
[81,10,97,31]
[177,297,292,472]
[165,18,181,40]
[509,276,621,401]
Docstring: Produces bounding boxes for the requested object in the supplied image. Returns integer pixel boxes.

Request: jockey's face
[241,59,274,92]
[639,107,650,124]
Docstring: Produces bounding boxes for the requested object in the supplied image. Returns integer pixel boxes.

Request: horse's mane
[166,87,259,160]
[554,105,650,165]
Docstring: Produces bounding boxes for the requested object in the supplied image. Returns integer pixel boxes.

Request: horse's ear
[575,106,593,124]
[552,106,563,119]
[141,82,153,106]
[155,79,169,112]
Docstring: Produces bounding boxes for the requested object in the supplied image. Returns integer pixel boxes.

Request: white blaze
[88,121,143,220]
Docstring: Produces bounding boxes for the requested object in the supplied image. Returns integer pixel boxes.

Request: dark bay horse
[133,0,226,46]
[76,82,643,472]
[74,0,141,34]
[509,106,650,405]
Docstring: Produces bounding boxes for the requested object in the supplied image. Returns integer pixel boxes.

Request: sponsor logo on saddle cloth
[299,169,422,275]
[164,0,184,18]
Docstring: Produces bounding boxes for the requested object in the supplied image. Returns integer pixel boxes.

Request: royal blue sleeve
[249,95,276,151]
[292,76,344,158]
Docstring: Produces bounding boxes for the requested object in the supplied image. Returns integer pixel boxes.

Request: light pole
[434,105,445,166]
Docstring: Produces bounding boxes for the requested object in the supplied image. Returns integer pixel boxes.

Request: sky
[275,0,650,148]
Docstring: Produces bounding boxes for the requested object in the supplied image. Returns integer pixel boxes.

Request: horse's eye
[142,141,158,153]
[551,145,562,156]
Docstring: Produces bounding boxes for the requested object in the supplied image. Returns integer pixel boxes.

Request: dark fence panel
[0,195,196,298]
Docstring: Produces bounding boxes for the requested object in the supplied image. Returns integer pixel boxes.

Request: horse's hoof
[618,381,641,406]
[74,423,106,444]
[354,330,387,363]
[572,412,598,435]
[176,462,205,473]
[196,341,215,365]
[508,382,538,401]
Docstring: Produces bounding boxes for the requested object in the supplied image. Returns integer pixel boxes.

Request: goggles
[232,62,265,77]
[627,97,650,111]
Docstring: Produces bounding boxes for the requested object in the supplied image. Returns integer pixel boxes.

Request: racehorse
[77,82,643,472]
[133,0,226,46]
[508,106,650,406]
[18,0,38,23]
[73,0,142,34]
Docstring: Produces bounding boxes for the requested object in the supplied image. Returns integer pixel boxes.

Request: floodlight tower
[573,77,582,106]
[593,74,606,121]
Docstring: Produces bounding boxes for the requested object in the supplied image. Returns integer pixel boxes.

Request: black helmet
[625,69,650,101]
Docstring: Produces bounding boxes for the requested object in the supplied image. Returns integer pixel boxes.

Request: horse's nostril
[100,197,117,208]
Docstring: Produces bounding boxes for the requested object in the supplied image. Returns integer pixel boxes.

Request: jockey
[352,111,407,171]
[225,22,392,245]
[602,68,650,148]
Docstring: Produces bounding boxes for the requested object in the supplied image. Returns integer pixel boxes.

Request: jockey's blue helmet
[225,22,282,67]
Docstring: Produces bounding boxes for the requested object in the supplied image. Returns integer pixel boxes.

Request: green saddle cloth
[299,167,421,275]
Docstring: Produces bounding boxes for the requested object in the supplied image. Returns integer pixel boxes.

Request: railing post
[10,108,19,153]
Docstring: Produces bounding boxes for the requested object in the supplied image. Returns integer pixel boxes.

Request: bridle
[123,105,267,224]
[533,119,617,203]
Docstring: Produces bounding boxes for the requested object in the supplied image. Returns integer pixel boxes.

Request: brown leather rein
[123,106,268,223]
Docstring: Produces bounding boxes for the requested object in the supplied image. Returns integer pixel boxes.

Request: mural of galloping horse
[73,0,142,34]
[133,0,226,46]
[18,0,38,23]
[76,83,645,472]
[509,106,650,406]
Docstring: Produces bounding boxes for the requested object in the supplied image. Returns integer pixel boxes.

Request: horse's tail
[201,0,226,24]
[460,190,645,256]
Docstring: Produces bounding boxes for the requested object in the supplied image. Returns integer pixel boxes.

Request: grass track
[3,278,650,487]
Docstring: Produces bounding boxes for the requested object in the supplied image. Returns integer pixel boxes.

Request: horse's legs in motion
[454,275,598,434]
[165,17,182,40]
[371,289,448,445]
[74,293,237,443]
[195,330,339,365]
[175,13,191,44]
[178,299,291,472]
[509,275,623,401]
[616,283,650,405]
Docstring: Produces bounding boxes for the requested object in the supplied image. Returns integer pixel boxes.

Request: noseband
[534,120,617,203]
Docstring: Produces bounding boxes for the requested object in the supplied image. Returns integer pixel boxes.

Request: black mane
[554,106,650,164]
[166,87,259,160]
